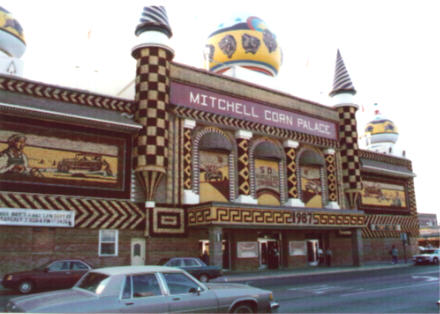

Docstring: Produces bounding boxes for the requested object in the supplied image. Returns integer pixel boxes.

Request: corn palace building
[0,6,418,274]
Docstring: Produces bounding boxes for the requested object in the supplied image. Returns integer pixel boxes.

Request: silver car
[6,265,279,313]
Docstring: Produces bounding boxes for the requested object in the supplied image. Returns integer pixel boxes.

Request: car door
[161,272,218,313]
[35,261,71,289]
[183,258,202,278]
[119,273,169,313]
[70,261,90,286]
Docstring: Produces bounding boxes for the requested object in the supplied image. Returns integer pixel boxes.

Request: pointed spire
[329,49,356,96]
[135,6,172,38]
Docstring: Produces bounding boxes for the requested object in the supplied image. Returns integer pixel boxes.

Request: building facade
[0,6,418,274]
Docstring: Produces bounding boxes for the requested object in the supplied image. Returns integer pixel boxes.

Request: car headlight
[6,301,17,312]
[5,275,13,281]
[269,293,274,301]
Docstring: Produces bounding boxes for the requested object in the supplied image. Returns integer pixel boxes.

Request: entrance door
[259,240,269,269]
[258,238,280,269]
[131,238,146,266]
[307,239,319,266]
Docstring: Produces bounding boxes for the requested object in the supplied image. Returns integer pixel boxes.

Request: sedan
[2,259,92,294]
[5,265,279,313]
[413,248,440,265]
[160,257,222,282]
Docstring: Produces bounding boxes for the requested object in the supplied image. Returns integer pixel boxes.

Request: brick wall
[0,226,143,276]
[328,231,353,266]
[145,228,207,265]
[230,229,259,271]
[363,237,418,263]
[283,231,308,268]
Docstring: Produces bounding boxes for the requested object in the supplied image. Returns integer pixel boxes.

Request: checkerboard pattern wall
[285,146,299,199]
[337,105,362,208]
[133,46,173,200]
[324,153,338,202]
[236,138,250,196]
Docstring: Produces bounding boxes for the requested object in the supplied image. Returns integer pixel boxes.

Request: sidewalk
[216,262,413,282]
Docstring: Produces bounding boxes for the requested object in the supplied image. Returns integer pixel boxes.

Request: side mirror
[189,287,201,296]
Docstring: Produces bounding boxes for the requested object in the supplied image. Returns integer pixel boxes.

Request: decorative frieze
[188,205,366,228]
[0,75,135,113]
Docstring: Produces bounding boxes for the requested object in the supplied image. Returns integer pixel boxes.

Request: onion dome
[365,105,399,145]
[329,49,356,96]
[205,15,282,76]
[0,7,26,58]
[135,6,172,38]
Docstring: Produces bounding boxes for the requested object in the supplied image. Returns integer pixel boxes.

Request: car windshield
[76,272,109,294]
[423,250,436,254]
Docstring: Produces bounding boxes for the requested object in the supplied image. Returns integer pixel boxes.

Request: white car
[6,265,279,313]
[413,248,440,265]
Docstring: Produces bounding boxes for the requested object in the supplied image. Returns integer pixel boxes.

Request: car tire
[18,280,34,294]
[231,303,254,313]
[199,274,209,283]
[433,257,439,265]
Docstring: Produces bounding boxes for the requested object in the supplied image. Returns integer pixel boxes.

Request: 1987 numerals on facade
[289,212,318,225]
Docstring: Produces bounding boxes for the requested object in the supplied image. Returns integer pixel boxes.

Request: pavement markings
[288,284,355,295]
[411,275,438,282]
[340,281,439,297]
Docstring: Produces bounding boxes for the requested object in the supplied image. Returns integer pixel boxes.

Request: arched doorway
[298,149,326,208]
[196,130,234,203]
[251,139,285,206]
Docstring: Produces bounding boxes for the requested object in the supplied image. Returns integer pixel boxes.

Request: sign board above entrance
[170,82,337,140]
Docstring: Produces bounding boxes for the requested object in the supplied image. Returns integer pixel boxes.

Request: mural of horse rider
[0,134,41,176]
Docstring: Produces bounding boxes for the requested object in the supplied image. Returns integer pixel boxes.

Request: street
[240,265,439,313]
[0,265,438,313]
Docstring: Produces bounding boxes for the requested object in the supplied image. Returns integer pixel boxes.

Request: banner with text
[0,208,75,227]
[171,82,337,140]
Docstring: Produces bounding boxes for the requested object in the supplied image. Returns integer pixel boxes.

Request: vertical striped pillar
[324,148,339,209]
[133,46,173,202]
[132,5,174,235]
[235,130,256,204]
[283,140,304,207]
[182,119,199,204]
[330,50,361,210]
[337,106,362,209]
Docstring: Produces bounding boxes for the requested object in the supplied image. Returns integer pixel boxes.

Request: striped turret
[330,49,356,97]
[330,50,362,209]
[132,6,174,234]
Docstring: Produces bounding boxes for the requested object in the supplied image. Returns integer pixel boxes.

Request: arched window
[250,139,285,206]
[194,128,235,203]
[298,149,326,208]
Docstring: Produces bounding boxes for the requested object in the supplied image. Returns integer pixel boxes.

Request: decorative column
[330,50,362,210]
[235,130,257,204]
[283,140,304,207]
[132,6,174,234]
[182,119,199,204]
[351,228,364,266]
[208,226,223,268]
[324,148,339,209]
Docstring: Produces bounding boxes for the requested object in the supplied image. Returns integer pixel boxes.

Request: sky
[3,0,440,217]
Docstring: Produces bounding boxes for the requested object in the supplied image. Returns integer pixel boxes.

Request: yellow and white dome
[205,16,282,77]
[0,7,26,58]
[365,109,399,145]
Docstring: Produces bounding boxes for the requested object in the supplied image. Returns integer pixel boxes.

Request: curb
[218,263,413,282]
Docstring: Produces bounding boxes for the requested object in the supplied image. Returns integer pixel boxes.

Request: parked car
[2,259,92,294]
[159,257,222,282]
[5,265,279,313]
[412,248,440,265]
